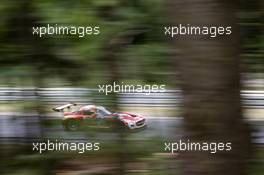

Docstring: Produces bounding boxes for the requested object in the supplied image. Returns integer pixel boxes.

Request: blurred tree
[240,0,264,74]
[101,27,148,175]
[168,1,253,175]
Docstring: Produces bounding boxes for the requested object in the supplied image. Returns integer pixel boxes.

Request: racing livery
[53,103,147,131]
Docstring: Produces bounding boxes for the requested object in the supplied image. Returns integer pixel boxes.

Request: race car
[53,103,147,131]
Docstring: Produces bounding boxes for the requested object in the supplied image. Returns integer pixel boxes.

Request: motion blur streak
[0,0,263,175]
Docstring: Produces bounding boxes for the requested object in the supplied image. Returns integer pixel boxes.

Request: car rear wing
[52,103,77,112]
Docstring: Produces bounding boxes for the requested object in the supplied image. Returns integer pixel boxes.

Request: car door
[82,110,97,126]
[95,109,115,127]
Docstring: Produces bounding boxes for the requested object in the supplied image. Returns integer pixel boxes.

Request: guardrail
[0,88,263,108]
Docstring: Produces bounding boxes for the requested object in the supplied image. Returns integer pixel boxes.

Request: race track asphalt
[0,113,263,144]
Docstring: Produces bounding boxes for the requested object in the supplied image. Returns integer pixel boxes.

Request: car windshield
[97,107,112,117]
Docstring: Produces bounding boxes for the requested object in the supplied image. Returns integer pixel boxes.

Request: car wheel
[113,121,130,132]
[65,119,80,131]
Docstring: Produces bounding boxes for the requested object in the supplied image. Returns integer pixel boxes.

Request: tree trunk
[168,1,253,175]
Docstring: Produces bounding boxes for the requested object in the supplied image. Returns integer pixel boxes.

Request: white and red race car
[53,103,147,131]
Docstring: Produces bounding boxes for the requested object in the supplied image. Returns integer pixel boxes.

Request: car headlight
[129,122,136,127]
